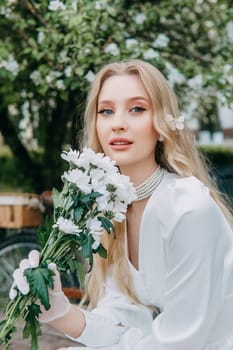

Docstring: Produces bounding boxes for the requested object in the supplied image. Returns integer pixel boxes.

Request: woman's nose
[111,112,127,131]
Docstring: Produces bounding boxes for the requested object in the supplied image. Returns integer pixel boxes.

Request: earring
[158,135,164,142]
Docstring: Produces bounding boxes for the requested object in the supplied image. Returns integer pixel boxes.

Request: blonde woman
[13,60,233,350]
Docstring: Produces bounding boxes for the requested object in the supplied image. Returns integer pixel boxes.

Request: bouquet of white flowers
[0,147,136,350]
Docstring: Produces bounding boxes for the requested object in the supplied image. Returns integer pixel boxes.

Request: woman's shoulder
[157,170,211,209]
[171,169,208,193]
[150,170,218,237]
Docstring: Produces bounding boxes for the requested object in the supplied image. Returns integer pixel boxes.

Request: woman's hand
[9,249,40,299]
[9,250,71,323]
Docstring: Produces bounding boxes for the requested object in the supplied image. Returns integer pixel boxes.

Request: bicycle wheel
[0,232,79,310]
[0,232,39,310]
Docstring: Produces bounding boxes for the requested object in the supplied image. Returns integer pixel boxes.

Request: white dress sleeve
[66,269,153,348]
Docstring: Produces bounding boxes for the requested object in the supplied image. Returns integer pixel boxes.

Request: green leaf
[52,183,70,209]
[73,206,83,222]
[37,216,52,249]
[98,216,116,238]
[52,187,61,209]
[106,183,117,192]
[97,243,107,259]
[76,261,86,288]
[80,192,102,204]
[24,268,54,310]
[23,303,42,350]
[68,260,86,288]
[63,196,74,211]
[81,234,93,271]
[82,234,92,259]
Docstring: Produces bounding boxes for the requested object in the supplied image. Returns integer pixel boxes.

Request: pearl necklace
[134,166,164,202]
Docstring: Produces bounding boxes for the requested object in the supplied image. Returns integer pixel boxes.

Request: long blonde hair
[80,59,233,308]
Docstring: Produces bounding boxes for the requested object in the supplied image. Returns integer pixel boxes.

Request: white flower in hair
[167,114,185,131]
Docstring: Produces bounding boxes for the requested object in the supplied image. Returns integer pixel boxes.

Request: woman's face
[96,74,158,175]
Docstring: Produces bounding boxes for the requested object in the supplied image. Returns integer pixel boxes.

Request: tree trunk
[0,107,43,192]
[42,93,75,190]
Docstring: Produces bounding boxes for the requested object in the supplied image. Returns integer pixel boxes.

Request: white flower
[113,212,125,222]
[104,43,120,56]
[143,48,159,60]
[30,70,42,86]
[46,75,53,84]
[37,31,45,44]
[71,0,78,12]
[21,101,30,120]
[95,1,102,9]
[205,20,214,28]
[96,196,109,212]
[61,148,81,165]
[223,64,232,74]
[100,24,108,31]
[46,70,61,84]
[48,98,56,108]
[165,62,185,87]
[89,169,108,195]
[87,217,103,233]
[48,0,66,11]
[56,79,65,90]
[8,104,18,116]
[227,75,233,85]
[62,169,91,193]
[64,66,72,78]
[0,55,19,76]
[135,13,146,24]
[53,217,81,235]
[226,22,233,43]
[59,50,68,60]
[187,74,203,89]
[85,70,96,83]
[208,29,217,41]
[91,233,102,250]
[108,173,136,205]
[125,38,138,50]
[167,114,185,131]
[78,147,116,173]
[83,48,91,55]
[152,34,169,48]
[86,217,103,250]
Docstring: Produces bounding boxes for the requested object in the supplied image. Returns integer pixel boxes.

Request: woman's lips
[109,138,133,150]
[109,138,133,145]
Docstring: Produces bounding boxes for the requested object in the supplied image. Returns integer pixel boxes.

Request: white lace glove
[9,249,70,323]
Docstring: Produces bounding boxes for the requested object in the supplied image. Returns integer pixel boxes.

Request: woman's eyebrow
[98,96,149,105]
[128,96,149,102]
[98,100,113,105]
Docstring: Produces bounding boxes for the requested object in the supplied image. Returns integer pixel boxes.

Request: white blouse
[67,171,233,350]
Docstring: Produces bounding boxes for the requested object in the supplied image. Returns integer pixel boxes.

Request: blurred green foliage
[0,0,232,190]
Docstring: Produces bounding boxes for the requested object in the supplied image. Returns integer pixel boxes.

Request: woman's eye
[130,106,146,113]
[97,108,113,116]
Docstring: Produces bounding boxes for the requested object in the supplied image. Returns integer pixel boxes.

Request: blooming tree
[0,0,232,190]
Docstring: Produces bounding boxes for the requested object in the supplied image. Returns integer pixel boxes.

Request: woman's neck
[120,163,159,187]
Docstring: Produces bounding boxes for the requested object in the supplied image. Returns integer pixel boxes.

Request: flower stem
[0,295,33,344]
